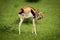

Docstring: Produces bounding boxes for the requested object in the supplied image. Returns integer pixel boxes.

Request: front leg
[18,14,24,35]
[32,18,37,35]
[19,18,23,35]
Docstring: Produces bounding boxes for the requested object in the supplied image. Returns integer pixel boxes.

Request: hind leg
[32,18,37,35]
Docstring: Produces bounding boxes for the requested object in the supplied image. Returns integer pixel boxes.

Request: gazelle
[18,6,43,35]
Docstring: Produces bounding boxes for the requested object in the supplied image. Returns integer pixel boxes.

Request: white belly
[22,12,34,18]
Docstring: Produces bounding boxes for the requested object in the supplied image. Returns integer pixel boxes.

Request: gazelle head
[37,12,43,20]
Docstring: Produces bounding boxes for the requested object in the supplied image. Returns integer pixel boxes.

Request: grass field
[0,0,60,40]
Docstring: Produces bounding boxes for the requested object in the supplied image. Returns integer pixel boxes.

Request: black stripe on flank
[31,9,35,18]
[19,8,24,14]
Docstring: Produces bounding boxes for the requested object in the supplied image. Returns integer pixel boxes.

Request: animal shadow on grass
[14,18,32,25]
[23,18,32,24]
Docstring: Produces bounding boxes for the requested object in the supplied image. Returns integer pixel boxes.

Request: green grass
[0,0,60,40]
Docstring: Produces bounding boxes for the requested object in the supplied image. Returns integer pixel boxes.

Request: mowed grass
[0,0,60,40]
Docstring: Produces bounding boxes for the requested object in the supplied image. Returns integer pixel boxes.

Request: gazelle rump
[18,6,43,35]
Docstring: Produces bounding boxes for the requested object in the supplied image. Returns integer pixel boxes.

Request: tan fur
[18,6,43,35]
[19,6,39,18]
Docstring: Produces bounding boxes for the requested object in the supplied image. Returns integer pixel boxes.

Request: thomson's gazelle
[18,6,43,35]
